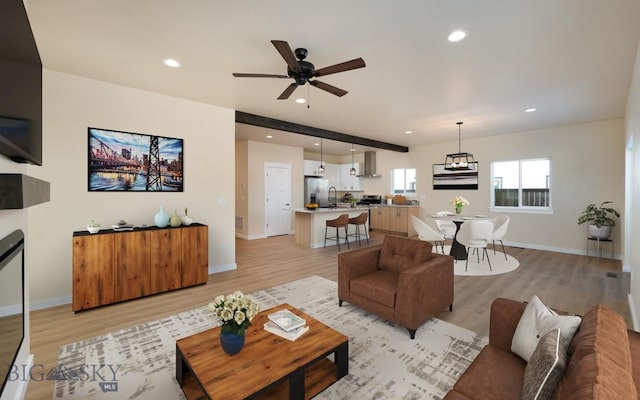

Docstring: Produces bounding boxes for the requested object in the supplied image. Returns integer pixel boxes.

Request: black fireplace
[0,230,24,395]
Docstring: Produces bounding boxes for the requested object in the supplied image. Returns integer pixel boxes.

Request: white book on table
[267,309,306,332]
[264,321,309,341]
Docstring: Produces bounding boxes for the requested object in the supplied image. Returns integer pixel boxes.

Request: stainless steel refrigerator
[304,176,330,207]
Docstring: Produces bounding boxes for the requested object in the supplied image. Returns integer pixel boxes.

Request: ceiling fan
[232,40,366,100]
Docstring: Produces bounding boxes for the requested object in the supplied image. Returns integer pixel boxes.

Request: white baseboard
[235,233,267,240]
[209,263,236,274]
[30,296,71,311]
[0,303,22,317]
[629,294,639,332]
[503,240,621,260]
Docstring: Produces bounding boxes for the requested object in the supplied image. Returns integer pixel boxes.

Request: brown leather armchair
[338,236,454,339]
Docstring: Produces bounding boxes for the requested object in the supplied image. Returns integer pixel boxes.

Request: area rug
[54,276,487,399]
[438,245,520,276]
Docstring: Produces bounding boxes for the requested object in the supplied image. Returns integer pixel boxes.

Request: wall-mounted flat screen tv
[88,127,183,192]
[0,0,43,166]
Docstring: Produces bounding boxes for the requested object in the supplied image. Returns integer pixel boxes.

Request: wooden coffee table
[176,303,349,399]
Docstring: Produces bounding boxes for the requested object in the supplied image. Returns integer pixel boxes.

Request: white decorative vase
[588,224,611,239]
[182,215,193,226]
[154,206,170,228]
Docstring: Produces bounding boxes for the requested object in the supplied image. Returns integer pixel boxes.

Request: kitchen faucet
[328,186,337,207]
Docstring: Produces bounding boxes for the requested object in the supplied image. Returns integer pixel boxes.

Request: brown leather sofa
[445,297,640,399]
[337,236,454,339]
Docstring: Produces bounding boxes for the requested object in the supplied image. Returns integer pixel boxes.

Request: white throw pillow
[511,295,581,362]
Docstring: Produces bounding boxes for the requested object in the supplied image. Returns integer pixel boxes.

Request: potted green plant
[87,219,101,234]
[577,201,620,239]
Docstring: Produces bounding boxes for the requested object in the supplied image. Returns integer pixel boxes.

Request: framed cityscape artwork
[88,127,183,192]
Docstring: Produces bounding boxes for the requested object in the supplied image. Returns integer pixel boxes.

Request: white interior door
[265,163,292,237]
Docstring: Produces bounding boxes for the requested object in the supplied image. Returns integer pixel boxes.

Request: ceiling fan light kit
[445,122,475,171]
[233,40,366,100]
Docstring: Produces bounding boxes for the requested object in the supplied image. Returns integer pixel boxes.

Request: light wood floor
[24,232,630,399]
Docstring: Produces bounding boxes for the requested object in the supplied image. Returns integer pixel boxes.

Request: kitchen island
[294,207,374,248]
[369,205,420,236]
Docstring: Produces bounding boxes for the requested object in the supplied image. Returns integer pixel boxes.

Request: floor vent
[606,272,618,278]
[235,216,244,230]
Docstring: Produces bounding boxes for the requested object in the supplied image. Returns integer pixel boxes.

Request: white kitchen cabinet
[304,160,322,176]
[340,163,361,190]
[325,163,341,188]
[304,160,339,183]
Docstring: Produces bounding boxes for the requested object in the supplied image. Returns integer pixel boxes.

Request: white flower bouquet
[450,196,470,207]
[208,291,260,335]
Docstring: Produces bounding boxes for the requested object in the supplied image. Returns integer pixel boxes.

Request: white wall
[362,119,625,256]
[235,141,249,238]
[25,70,236,308]
[625,41,640,328]
[0,159,32,400]
[239,140,303,239]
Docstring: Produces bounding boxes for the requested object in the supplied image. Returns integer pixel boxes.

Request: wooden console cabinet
[370,206,419,236]
[73,223,208,311]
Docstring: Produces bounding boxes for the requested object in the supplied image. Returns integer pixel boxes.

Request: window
[391,168,416,195]
[491,158,551,211]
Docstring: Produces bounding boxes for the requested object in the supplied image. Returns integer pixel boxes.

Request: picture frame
[88,127,183,192]
[433,162,478,190]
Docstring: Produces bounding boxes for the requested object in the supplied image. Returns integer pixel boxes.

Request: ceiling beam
[236,111,409,153]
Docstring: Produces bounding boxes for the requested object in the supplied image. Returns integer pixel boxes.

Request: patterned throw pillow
[522,328,567,400]
[511,295,581,362]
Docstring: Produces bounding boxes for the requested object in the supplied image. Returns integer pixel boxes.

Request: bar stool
[324,214,350,250]
[347,212,369,246]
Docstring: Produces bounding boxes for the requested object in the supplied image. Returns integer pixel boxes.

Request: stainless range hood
[357,151,381,178]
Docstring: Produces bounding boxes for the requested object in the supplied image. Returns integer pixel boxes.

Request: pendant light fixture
[350,144,356,175]
[318,138,325,174]
[444,121,475,170]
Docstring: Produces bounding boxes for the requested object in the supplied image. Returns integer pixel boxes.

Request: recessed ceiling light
[163,58,180,68]
[313,142,320,146]
[405,130,413,134]
[525,108,537,113]
[295,98,306,104]
[266,135,273,139]
[448,30,466,42]
[350,147,356,152]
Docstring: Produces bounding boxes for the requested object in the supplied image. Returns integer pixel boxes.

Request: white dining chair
[411,216,446,254]
[491,215,510,260]
[456,220,494,271]
[435,219,457,240]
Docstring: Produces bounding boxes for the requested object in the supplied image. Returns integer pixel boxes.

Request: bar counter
[293,207,374,248]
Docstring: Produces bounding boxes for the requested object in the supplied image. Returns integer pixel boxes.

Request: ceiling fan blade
[232,73,290,78]
[309,80,348,97]
[313,58,366,77]
[271,40,301,73]
[278,83,299,100]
